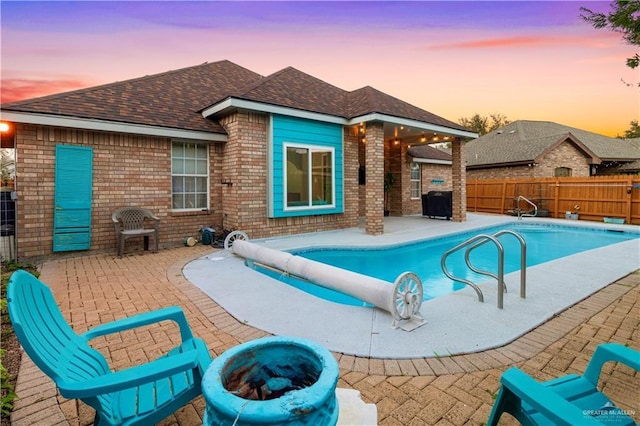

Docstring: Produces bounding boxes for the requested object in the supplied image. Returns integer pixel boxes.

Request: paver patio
[9,245,640,426]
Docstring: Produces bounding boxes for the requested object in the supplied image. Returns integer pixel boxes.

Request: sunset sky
[1,1,638,137]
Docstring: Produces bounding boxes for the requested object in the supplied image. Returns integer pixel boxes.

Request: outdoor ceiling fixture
[0,122,9,133]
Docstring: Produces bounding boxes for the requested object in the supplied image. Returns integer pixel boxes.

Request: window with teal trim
[285,144,334,209]
[171,142,209,210]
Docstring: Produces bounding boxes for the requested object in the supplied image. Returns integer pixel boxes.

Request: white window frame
[410,162,421,199]
[283,142,336,211]
[171,141,209,211]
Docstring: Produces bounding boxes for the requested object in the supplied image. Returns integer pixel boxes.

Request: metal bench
[112,207,159,258]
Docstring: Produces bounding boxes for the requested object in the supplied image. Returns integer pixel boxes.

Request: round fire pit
[202,336,339,426]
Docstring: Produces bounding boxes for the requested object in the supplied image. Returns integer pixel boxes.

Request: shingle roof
[407,145,452,162]
[224,66,348,117]
[345,86,467,131]
[2,60,469,135]
[1,60,263,133]
[466,120,640,168]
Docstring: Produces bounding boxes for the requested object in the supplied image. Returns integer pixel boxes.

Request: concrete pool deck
[184,214,640,358]
[9,214,640,425]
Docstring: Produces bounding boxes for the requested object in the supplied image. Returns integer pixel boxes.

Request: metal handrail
[516,195,537,220]
[465,230,527,305]
[441,234,504,305]
[441,230,527,309]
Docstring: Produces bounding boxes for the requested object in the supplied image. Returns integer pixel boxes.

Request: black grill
[422,191,452,220]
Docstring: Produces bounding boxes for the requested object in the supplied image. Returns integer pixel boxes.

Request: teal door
[53,145,93,252]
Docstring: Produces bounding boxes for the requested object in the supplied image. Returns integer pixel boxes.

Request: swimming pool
[253,222,639,306]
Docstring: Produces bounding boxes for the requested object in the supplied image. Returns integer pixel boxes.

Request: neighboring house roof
[407,145,452,164]
[466,120,640,169]
[618,159,640,173]
[1,60,473,140]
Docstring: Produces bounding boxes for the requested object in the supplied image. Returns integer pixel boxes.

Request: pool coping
[183,214,640,359]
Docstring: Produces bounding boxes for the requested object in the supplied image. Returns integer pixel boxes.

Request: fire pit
[202,336,339,425]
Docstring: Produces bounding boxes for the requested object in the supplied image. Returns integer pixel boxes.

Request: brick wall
[536,141,590,177]
[218,111,359,240]
[399,147,453,216]
[14,124,221,259]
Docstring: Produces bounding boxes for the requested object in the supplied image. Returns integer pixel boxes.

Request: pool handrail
[441,230,527,309]
[441,233,503,306]
[465,230,527,300]
[516,195,537,220]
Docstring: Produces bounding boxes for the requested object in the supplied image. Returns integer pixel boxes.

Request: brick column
[365,121,384,235]
[451,138,467,222]
[219,111,268,234]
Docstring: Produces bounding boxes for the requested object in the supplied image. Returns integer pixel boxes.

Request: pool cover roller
[230,239,424,329]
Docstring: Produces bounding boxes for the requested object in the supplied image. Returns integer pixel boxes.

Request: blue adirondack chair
[7,269,213,425]
[488,343,639,425]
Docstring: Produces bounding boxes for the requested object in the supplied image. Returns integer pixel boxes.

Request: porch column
[451,138,467,222]
[365,121,384,235]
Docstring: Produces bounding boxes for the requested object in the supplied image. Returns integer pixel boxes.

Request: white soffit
[1,111,227,142]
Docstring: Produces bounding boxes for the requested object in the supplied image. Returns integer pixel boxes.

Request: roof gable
[346,86,466,131]
[407,144,452,162]
[224,66,348,117]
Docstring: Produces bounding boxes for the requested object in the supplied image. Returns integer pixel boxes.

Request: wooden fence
[467,176,640,225]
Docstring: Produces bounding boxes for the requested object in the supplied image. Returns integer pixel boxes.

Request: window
[285,144,334,209]
[171,142,209,210]
[410,162,421,199]
[554,167,572,177]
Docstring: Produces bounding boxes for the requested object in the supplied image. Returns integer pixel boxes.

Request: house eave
[201,98,347,125]
[202,98,477,139]
[467,160,534,169]
[412,158,452,165]
[348,113,478,139]
[0,111,227,142]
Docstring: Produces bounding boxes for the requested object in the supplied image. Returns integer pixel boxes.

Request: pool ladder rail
[515,195,537,220]
[440,230,527,309]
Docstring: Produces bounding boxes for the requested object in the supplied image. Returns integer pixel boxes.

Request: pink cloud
[0,78,89,103]
[429,34,619,50]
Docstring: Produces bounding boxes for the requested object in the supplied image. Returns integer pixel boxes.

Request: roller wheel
[392,272,423,320]
[223,230,249,250]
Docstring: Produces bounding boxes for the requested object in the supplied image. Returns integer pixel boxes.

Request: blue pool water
[253,223,639,306]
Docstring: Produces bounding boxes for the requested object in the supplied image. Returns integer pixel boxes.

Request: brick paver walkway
[9,246,640,425]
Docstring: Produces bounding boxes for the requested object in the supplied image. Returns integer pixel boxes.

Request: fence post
[626,176,633,224]
[500,180,507,214]
[552,178,560,218]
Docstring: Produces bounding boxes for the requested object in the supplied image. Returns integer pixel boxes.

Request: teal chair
[488,343,639,425]
[7,269,212,425]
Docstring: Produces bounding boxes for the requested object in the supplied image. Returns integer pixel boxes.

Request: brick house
[0,60,475,259]
[466,120,640,179]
